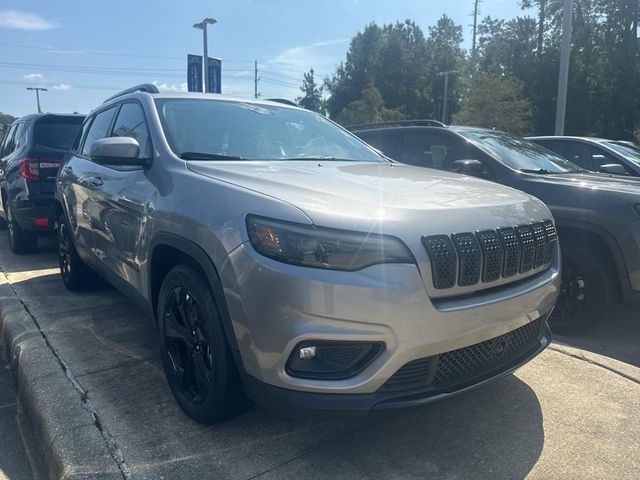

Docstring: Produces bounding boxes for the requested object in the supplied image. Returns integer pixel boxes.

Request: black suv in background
[528,136,640,177]
[0,113,84,253]
[351,121,640,334]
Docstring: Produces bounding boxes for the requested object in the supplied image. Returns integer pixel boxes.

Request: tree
[454,72,532,135]
[0,113,16,143]
[296,68,326,114]
[333,85,406,126]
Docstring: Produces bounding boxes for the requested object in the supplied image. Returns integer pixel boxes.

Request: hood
[188,161,550,233]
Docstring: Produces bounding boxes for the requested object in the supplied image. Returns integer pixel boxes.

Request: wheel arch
[148,233,240,353]
[555,224,623,301]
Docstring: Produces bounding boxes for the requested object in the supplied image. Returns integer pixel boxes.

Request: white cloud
[0,10,57,31]
[265,39,349,76]
[52,83,71,91]
[23,73,45,82]
[153,81,188,92]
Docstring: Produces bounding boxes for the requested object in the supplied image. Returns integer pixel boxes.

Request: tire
[549,244,611,335]
[6,202,37,254]
[57,213,97,290]
[157,264,249,423]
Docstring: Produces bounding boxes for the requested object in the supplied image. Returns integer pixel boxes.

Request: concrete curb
[0,277,124,480]
[549,343,640,384]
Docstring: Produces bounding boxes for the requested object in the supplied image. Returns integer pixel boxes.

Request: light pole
[437,70,457,124]
[193,17,217,93]
[554,0,573,135]
[26,87,47,113]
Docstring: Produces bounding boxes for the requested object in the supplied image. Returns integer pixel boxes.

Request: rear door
[89,101,155,295]
[58,107,117,263]
[0,124,18,218]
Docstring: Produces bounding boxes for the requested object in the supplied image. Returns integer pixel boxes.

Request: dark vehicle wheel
[6,203,37,254]
[550,245,610,334]
[57,214,97,290]
[157,264,249,423]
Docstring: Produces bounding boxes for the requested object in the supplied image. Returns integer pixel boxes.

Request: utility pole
[471,0,481,59]
[554,0,573,135]
[26,87,47,113]
[254,60,260,98]
[193,17,217,92]
[438,70,457,124]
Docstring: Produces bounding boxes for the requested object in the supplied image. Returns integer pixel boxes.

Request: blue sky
[1,0,529,117]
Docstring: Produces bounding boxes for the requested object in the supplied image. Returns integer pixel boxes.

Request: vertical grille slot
[422,235,457,289]
[516,225,535,273]
[544,220,557,263]
[497,227,521,278]
[452,233,481,286]
[477,230,503,282]
[532,222,547,268]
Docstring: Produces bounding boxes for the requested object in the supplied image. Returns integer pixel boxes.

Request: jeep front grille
[423,220,557,290]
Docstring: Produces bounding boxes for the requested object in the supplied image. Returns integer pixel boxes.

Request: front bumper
[243,319,551,416]
[220,241,560,402]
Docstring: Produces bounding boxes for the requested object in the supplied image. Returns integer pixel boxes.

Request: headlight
[246,215,415,271]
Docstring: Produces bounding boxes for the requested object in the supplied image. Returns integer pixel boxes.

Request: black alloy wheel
[549,246,608,334]
[163,286,214,404]
[158,264,248,423]
[57,213,96,290]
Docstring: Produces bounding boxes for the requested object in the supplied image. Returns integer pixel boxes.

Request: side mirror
[90,137,146,167]
[599,163,628,176]
[448,159,490,178]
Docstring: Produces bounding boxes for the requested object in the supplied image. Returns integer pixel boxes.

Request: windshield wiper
[519,168,553,175]
[179,152,246,161]
[278,156,350,161]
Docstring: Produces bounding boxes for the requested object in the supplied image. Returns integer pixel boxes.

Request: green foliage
[0,112,16,143]
[333,86,407,126]
[316,1,640,138]
[454,73,532,135]
[296,69,326,114]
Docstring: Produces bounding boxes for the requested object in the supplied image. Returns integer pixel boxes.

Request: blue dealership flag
[187,54,203,92]
[206,57,222,94]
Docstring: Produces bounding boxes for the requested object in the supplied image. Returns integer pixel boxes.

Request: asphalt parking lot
[1,236,639,480]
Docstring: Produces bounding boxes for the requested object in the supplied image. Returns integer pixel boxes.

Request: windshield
[603,141,640,167]
[155,98,383,162]
[458,129,582,174]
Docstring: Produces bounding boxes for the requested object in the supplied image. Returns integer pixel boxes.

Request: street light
[193,17,217,93]
[437,70,457,124]
[26,87,47,113]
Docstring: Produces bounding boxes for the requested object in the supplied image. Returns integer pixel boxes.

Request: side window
[357,131,402,160]
[13,123,27,150]
[111,103,151,158]
[73,118,92,152]
[81,107,117,157]
[581,144,623,172]
[542,140,582,166]
[401,132,474,170]
[1,125,17,157]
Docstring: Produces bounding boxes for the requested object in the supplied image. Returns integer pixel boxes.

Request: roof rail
[266,98,298,107]
[103,84,160,104]
[347,119,446,131]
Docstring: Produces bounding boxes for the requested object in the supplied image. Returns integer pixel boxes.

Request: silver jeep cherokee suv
[55,85,559,423]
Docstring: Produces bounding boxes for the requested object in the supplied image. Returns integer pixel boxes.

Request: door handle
[86,176,104,187]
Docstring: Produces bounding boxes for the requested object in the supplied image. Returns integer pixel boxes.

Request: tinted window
[81,107,117,156]
[538,140,582,166]
[156,99,383,162]
[34,117,84,150]
[400,132,474,169]
[111,103,151,158]
[0,125,16,157]
[13,123,27,150]
[458,129,581,173]
[356,131,402,160]
[580,144,626,172]
[602,141,640,168]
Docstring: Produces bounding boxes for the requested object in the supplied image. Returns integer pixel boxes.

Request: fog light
[287,341,384,380]
[299,346,317,359]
